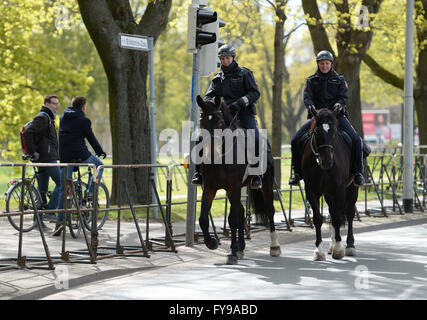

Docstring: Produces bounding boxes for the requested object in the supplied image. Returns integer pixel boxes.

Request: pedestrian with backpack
[22,95,62,224]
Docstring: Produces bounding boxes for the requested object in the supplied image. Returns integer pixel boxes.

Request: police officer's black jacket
[24,106,59,162]
[59,106,104,163]
[303,68,348,111]
[205,60,260,116]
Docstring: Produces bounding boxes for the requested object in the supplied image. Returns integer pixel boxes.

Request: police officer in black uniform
[191,44,263,189]
[289,50,365,187]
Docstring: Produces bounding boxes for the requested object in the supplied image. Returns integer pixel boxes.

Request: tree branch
[301,0,334,56]
[363,53,404,90]
[77,0,121,71]
[136,0,172,42]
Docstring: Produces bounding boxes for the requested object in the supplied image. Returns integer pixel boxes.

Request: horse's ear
[214,94,221,108]
[196,95,205,109]
[309,105,317,118]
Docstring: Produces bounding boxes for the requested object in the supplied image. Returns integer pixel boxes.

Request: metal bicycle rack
[0,163,98,271]
[2,146,427,272]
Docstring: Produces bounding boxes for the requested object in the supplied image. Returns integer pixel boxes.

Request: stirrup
[250,175,262,189]
[289,173,301,186]
[191,172,202,186]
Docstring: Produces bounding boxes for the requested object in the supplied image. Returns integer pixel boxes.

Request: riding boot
[191,164,202,186]
[353,138,365,187]
[289,168,302,186]
[289,148,302,186]
[354,173,365,186]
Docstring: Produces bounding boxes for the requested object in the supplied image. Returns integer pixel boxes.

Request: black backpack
[20,111,52,156]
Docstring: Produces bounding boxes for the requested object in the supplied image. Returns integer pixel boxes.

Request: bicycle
[65,163,110,239]
[4,155,55,232]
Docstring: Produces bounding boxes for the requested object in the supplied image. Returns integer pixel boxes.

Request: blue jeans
[83,154,104,193]
[56,154,104,223]
[36,161,61,211]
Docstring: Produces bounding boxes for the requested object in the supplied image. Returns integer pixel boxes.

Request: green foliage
[0,0,93,161]
[360,0,405,107]
[1,0,415,162]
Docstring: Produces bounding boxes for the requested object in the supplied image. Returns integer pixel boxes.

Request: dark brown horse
[301,106,358,261]
[195,94,281,265]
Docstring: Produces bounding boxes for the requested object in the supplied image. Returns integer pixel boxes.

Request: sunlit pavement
[42,223,427,300]
[1,200,427,300]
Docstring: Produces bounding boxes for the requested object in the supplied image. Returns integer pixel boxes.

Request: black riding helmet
[316,50,334,62]
[218,44,236,57]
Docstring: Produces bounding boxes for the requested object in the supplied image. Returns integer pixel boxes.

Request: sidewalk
[1,199,426,300]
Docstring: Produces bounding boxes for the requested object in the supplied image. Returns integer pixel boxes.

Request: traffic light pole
[403,0,414,213]
[186,50,201,247]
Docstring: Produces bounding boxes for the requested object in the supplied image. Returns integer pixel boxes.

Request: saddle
[296,129,370,159]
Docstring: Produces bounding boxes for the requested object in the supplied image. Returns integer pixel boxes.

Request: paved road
[41,223,427,300]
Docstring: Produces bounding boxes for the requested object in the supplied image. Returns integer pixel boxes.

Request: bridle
[310,124,335,164]
[200,108,242,158]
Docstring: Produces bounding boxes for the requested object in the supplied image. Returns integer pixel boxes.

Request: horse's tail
[249,161,274,227]
[250,188,270,226]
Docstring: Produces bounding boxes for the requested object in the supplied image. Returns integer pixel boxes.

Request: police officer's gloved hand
[97,152,107,159]
[31,152,40,162]
[333,103,344,116]
[229,101,241,115]
[307,105,315,119]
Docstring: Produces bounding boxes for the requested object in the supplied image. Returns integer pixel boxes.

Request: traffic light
[200,18,226,77]
[187,5,218,53]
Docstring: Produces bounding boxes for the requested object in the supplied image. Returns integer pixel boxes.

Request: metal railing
[1,146,426,270]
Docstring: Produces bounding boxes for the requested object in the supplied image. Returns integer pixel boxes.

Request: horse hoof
[332,249,345,260]
[313,250,326,261]
[205,238,218,250]
[226,254,238,265]
[328,245,333,255]
[270,246,281,257]
[237,251,244,260]
[345,247,356,256]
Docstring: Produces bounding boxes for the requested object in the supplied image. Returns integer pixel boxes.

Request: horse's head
[196,94,226,133]
[196,94,227,161]
[309,106,340,170]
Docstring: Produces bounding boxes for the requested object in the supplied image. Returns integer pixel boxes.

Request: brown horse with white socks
[196,94,281,265]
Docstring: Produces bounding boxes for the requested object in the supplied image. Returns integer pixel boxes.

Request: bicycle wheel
[66,180,84,239]
[83,182,110,231]
[5,182,40,232]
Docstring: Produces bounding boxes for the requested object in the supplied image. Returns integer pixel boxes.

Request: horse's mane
[204,96,236,129]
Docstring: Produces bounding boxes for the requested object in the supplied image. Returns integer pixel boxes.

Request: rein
[201,109,242,159]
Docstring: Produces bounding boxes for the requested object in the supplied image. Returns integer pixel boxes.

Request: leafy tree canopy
[0,0,93,161]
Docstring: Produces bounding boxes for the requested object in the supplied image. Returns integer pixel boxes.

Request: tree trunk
[272,1,287,186]
[302,0,383,137]
[336,54,364,136]
[415,0,427,146]
[77,0,172,204]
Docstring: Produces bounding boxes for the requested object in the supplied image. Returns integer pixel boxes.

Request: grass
[0,152,416,223]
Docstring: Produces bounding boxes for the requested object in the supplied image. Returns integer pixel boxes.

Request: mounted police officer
[289,50,365,187]
[191,44,263,189]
